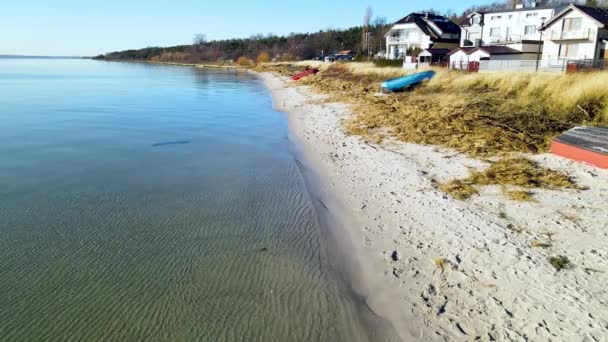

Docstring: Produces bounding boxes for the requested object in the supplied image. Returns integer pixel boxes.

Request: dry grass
[505,190,537,202]
[439,158,578,200]
[434,258,449,271]
[259,62,604,199]
[532,241,553,248]
[261,63,608,157]
[438,179,479,200]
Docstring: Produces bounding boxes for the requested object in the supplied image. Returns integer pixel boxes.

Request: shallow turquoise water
[0,59,396,341]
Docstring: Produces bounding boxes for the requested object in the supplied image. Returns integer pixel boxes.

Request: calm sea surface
[0,59,397,341]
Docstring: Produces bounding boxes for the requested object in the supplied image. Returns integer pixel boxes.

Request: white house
[447,47,476,69]
[448,46,539,70]
[460,3,558,48]
[539,4,608,66]
[385,12,461,60]
[418,48,451,66]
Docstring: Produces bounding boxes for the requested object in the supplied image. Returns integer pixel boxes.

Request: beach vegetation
[505,190,537,202]
[548,255,573,271]
[506,224,524,233]
[257,61,606,200]
[282,64,608,157]
[532,241,553,248]
[236,56,253,67]
[438,158,578,200]
[434,258,449,271]
[256,52,271,64]
[373,59,405,68]
[257,62,602,200]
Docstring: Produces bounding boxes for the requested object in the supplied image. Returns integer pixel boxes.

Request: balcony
[547,29,592,41]
[387,36,424,45]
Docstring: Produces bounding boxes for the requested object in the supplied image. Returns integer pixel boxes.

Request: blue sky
[1,0,492,56]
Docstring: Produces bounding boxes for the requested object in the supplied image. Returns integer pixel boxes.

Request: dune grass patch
[505,190,537,202]
[259,63,606,198]
[438,158,578,200]
[262,63,608,157]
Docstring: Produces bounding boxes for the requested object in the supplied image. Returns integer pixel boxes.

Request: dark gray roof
[575,5,608,25]
[542,4,608,30]
[447,47,476,56]
[475,46,522,55]
[420,48,451,56]
[394,13,461,37]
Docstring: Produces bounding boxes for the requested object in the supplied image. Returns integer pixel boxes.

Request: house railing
[566,58,608,73]
[387,36,424,44]
[488,34,526,44]
[479,59,568,72]
[547,28,592,41]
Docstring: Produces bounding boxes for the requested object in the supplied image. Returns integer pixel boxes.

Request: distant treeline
[96,23,390,63]
[96,0,601,63]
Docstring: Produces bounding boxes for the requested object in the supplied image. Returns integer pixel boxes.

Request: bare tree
[193,34,207,45]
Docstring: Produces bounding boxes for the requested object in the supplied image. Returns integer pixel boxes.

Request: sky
[1,0,493,56]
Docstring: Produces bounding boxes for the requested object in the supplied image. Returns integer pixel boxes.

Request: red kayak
[291,68,319,81]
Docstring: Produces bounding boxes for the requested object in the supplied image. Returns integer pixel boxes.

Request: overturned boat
[291,68,319,81]
[381,70,435,92]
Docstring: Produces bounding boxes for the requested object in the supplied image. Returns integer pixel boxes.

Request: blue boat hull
[381,71,436,91]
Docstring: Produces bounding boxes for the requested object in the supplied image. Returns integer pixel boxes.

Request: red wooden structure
[550,126,608,169]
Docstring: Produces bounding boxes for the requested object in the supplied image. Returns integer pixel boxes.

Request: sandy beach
[261,72,608,341]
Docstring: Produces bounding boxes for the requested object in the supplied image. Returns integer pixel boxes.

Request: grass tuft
[531,241,553,248]
[438,180,478,200]
[548,255,573,271]
[434,258,449,271]
[505,189,537,202]
[439,158,577,200]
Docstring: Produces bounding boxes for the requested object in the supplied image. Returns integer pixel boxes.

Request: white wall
[385,23,432,59]
[542,8,604,62]
[449,50,476,69]
[491,53,540,60]
[461,13,484,46]
[462,8,555,47]
[449,50,470,63]
[507,42,543,53]
[468,50,491,61]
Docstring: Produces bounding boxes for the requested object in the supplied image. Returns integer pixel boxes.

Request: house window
[559,44,579,58]
[472,17,480,25]
[508,15,513,19]
[490,27,501,37]
[525,25,537,35]
[491,15,502,20]
[526,12,538,18]
[563,17,583,31]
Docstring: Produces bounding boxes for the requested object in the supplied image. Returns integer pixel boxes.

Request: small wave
[151,140,191,147]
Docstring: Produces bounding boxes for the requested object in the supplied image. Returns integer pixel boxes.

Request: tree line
[97,21,390,63]
[96,0,605,63]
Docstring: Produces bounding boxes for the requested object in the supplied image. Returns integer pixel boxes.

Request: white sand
[261,72,608,342]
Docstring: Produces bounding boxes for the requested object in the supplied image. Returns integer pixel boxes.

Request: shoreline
[259,71,608,341]
[261,72,432,341]
[93,59,239,69]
